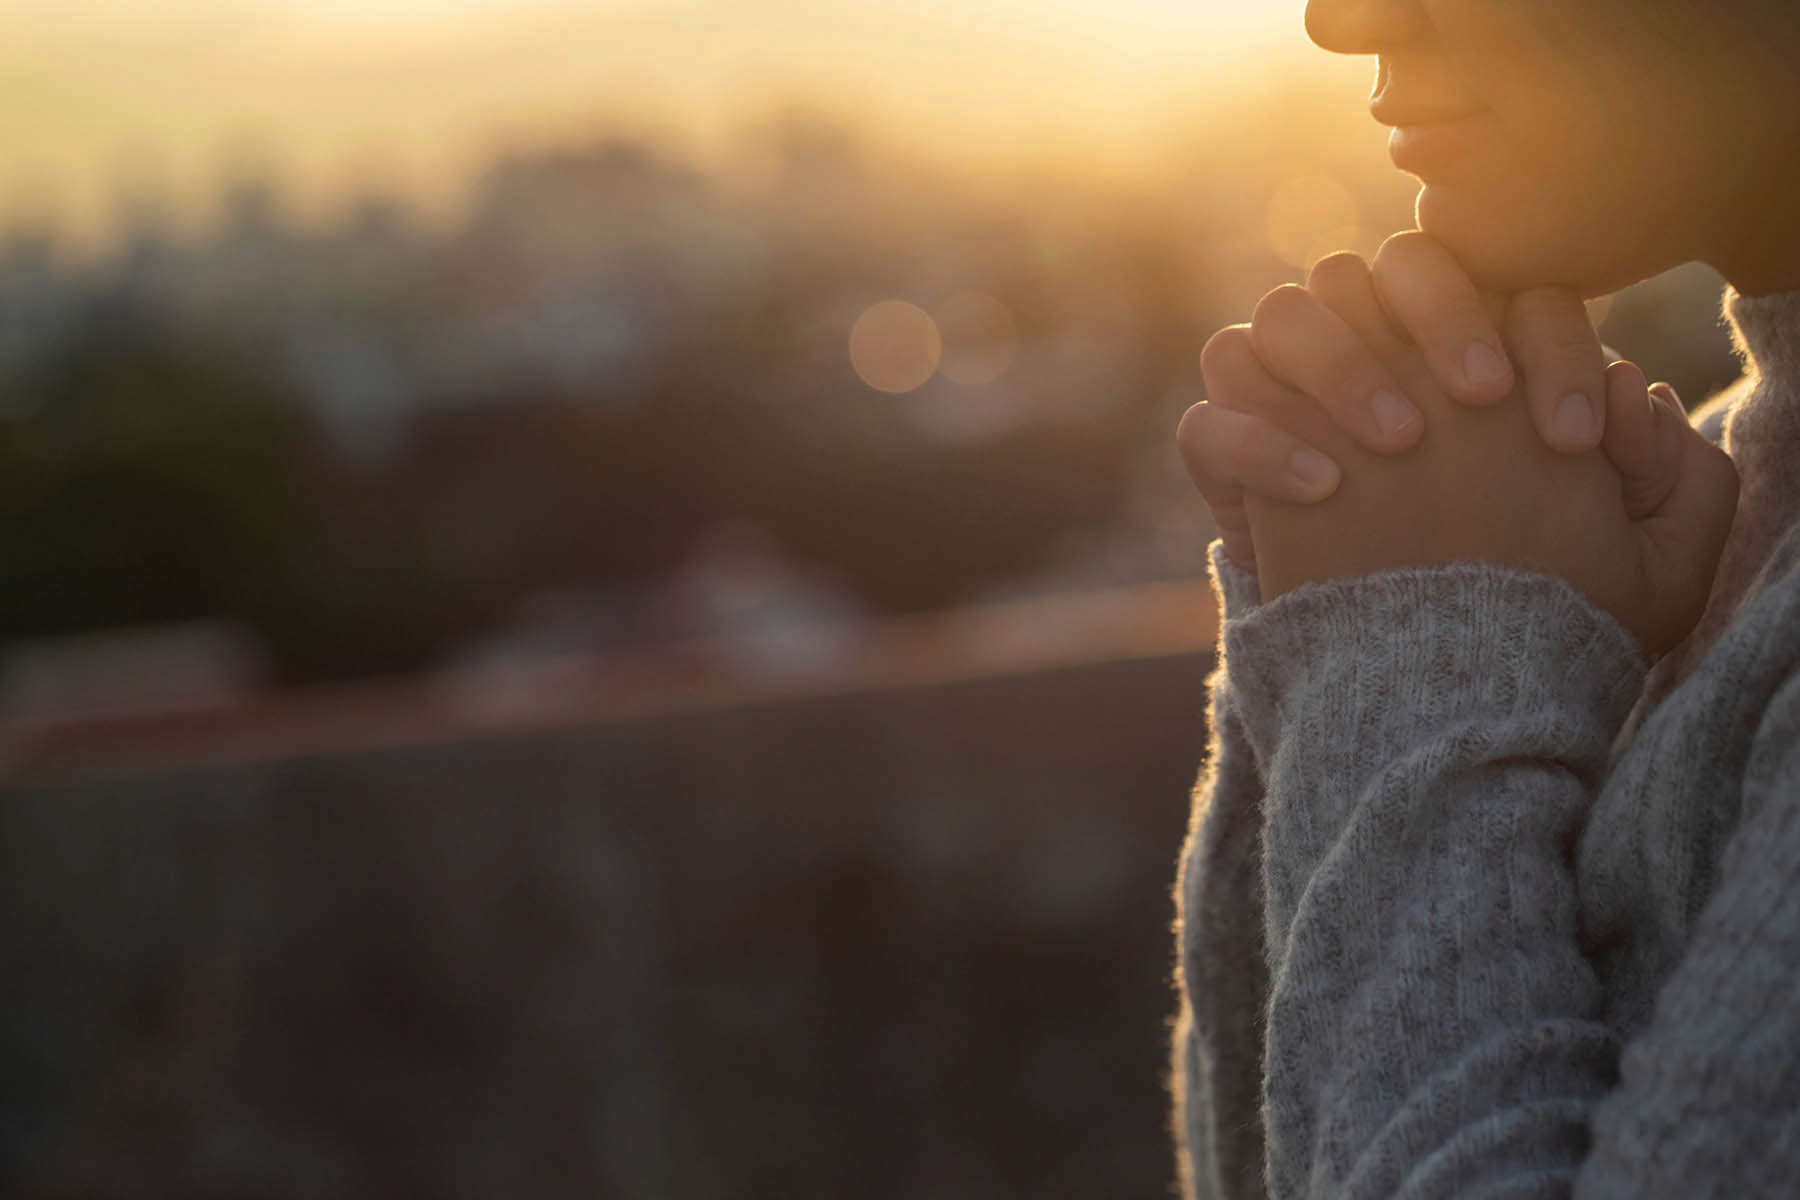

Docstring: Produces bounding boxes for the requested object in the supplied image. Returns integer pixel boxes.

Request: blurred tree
[0,307,326,654]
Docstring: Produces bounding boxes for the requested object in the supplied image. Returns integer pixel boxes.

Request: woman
[1170,1,1800,1197]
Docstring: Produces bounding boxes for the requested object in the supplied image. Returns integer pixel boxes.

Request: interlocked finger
[1249,285,1423,454]
[1505,287,1610,452]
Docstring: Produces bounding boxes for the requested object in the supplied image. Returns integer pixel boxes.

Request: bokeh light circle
[934,292,1018,385]
[1265,174,1360,269]
[849,300,942,394]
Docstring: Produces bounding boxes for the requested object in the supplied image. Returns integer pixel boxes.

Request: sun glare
[0,0,1323,247]
[1266,174,1361,270]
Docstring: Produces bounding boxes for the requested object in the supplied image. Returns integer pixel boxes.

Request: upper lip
[1369,58,1485,128]
[1369,98,1486,128]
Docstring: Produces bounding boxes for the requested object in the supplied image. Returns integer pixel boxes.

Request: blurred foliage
[0,313,324,650]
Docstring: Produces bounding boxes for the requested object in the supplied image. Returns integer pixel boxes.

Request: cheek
[1431,1,1640,177]
[1415,19,1684,291]
[1415,0,1763,291]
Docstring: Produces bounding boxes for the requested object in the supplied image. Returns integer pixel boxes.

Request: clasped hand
[1177,232,1739,661]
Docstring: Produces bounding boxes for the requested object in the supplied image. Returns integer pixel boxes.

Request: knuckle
[1174,401,1205,447]
[1373,229,1439,274]
[1306,251,1370,295]
[1175,411,1231,493]
[1175,401,1221,461]
[1250,284,1313,337]
[1175,401,1216,453]
[1199,324,1255,380]
[1178,403,1254,480]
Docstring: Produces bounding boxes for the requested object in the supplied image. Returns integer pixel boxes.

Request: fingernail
[1289,448,1338,490]
[1463,341,1511,390]
[1370,388,1419,439]
[1554,392,1597,445]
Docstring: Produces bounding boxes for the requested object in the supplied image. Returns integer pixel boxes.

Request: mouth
[1384,112,1494,178]
[1369,55,1491,179]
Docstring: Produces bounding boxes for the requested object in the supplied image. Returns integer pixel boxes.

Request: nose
[1304,0,1429,54]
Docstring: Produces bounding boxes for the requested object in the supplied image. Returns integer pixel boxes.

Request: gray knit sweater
[1172,286,1800,1200]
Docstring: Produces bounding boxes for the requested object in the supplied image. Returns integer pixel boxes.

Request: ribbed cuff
[1224,563,1646,779]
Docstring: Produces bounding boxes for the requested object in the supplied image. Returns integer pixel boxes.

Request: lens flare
[849,300,942,394]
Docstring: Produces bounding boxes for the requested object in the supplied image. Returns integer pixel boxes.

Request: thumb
[1600,361,1682,521]
[1641,410,1739,588]
[1631,392,1739,652]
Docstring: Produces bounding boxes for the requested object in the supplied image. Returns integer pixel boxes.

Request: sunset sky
[0,0,1368,246]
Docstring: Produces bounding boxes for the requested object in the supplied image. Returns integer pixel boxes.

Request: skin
[1206,265,1737,657]
[1176,0,1786,652]
[1311,0,1800,298]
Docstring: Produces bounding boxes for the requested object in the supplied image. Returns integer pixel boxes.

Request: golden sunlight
[0,0,1319,247]
[1266,174,1361,269]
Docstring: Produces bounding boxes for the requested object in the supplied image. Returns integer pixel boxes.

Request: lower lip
[1387,115,1491,176]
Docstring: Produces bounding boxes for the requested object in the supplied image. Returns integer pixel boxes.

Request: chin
[1415,181,1662,299]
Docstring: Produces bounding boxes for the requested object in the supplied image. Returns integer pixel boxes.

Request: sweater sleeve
[1222,562,1646,1200]
[1575,668,1800,1198]
[1173,542,1275,1200]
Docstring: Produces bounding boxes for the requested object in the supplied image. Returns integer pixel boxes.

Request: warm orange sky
[0,0,1367,246]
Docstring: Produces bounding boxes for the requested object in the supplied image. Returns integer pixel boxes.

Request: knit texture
[1172,285,1800,1199]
